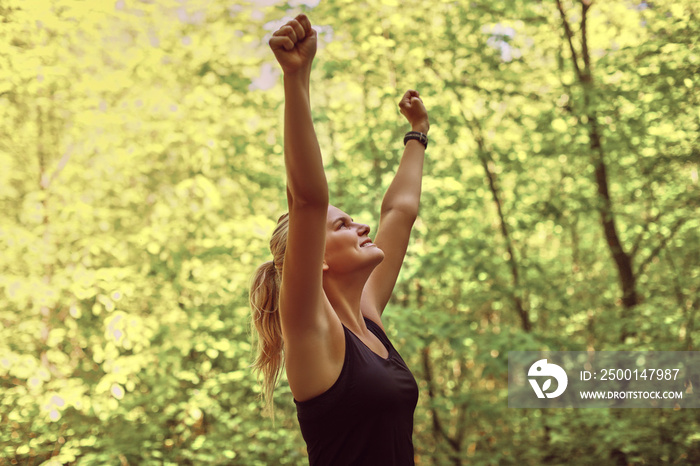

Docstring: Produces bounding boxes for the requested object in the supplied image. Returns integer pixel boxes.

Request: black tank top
[294,317,419,465]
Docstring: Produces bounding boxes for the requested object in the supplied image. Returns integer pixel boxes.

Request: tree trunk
[556,0,639,342]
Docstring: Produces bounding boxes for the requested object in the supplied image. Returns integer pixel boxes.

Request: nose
[357,223,370,236]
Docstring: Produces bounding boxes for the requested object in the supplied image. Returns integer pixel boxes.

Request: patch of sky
[483,23,520,62]
[249,63,279,91]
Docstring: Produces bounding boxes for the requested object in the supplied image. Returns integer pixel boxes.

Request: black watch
[403,131,428,149]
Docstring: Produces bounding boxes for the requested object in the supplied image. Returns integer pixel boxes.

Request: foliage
[0,0,698,464]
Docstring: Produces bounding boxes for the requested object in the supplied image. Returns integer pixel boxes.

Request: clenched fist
[398,90,430,134]
[269,14,317,76]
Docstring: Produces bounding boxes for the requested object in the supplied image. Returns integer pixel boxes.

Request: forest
[0,0,698,464]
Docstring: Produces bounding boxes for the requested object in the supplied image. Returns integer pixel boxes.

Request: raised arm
[362,90,430,323]
[269,16,329,333]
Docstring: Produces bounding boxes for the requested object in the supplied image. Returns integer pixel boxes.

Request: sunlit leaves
[0,0,698,464]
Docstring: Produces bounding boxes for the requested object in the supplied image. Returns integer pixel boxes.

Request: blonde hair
[250,213,289,419]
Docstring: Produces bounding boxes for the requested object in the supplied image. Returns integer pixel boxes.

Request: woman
[251,14,430,465]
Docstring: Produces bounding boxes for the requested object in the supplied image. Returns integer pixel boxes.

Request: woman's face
[323,205,384,274]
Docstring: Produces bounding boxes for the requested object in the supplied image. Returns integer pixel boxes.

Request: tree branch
[634,217,688,277]
[629,210,664,259]
[426,63,532,332]
[580,0,592,74]
[556,0,583,81]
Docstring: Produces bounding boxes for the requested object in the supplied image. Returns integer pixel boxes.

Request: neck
[323,269,371,332]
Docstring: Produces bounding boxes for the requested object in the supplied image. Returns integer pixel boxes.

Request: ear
[322,260,329,272]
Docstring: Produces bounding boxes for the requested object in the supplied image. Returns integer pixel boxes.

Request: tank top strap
[363,317,393,349]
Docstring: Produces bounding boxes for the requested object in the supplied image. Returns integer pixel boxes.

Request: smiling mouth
[360,240,374,247]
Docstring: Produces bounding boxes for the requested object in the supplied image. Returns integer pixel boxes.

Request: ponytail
[250,213,289,419]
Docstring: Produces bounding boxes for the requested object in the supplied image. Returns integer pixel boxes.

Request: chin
[371,247,385,263]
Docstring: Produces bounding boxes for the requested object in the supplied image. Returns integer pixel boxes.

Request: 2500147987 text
[580,368,680,381]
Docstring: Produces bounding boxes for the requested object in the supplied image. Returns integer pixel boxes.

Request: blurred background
[0,0,698,464]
